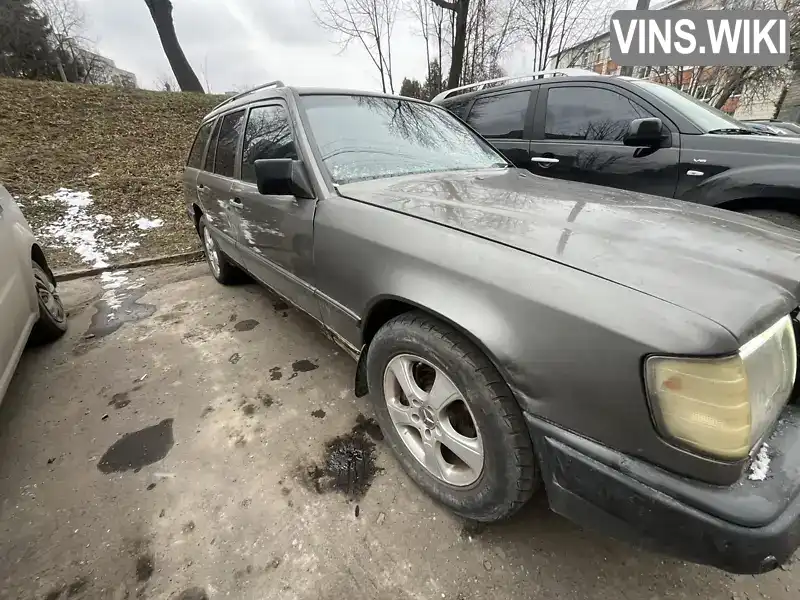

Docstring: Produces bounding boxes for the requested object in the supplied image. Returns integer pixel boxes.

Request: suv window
[213,109,245,178]
[188,121,213,168]
[443,97,472,120]
[467,90,530,139]
[545,86,650,142]
[241,105,298,184]
[204,118,222,172]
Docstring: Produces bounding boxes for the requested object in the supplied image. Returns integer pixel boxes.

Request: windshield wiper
[708,128,756,135]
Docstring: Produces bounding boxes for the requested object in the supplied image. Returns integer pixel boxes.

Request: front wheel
[366,311,537,522]
[28,261,67,346]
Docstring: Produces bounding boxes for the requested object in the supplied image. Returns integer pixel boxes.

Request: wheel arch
[354,294,512,400]
[30,243,56,283]
[192,203,203,233]
[716,196,800,217]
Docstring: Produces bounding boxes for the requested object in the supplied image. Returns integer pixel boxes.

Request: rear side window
[241,105,298,184]
[204,118,222,172]
[213,109,246,178]
[443,97,471,120]
[187,121,213,168]
[467,91,530,139]
[545,86,650,142]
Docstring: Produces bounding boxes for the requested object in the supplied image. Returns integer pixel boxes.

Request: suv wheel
[199,217,241,285]
[366,311,537,522]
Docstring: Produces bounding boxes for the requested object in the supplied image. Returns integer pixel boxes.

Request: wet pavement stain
[136,553,154,582]
[311,409,326,419]
[352,413,384,441]
[175,587,209,600]
[242,403,256,416]
[44,577,88,600]
[269,366,283,381]
[301,425,380,499]
[97,419,174,474]
[258,391,275,407]
[228,352,241,364]
[292,359,318,373]
[83,289,157,342]
[234,319,259,332]
[108,391,131,409]
[272,299,289,311]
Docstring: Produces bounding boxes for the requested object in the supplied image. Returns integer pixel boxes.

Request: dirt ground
[1,263,799,600]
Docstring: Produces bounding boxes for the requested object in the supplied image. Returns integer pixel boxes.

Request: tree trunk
[447,0,469,89]
[144,0,204,93]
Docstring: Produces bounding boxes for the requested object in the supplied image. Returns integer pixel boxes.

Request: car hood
[338,168,800,342]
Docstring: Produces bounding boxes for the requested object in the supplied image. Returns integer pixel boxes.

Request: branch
[429,0,457,11]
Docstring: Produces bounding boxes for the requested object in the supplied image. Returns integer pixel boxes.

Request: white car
[0,184,67,401]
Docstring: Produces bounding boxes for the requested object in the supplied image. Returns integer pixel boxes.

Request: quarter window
[187,121,213,168]
[545,86,650,142]
[443,97,472,120]
[241,105,297,184]
[203,118,222,172]
[467,91,530,139]
[213,110,245,178]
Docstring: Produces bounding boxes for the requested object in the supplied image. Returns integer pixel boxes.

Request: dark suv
[433,69,800,229]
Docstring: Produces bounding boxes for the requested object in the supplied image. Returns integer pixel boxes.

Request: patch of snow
[36,188,142,268]
[748,443,771,481]
[100,270,130,318]
[88,172,101,179]
[133,217,164,230]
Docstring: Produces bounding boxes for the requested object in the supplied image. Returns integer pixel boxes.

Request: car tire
[28,261,67,346]
[199,217,242,285]
[366,311,537,522]
[740,209,800,231]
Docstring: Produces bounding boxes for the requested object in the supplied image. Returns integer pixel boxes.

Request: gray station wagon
[183,81,800,574]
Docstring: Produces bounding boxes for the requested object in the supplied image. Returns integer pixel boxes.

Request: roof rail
[431,68,597,103]
[211,80,285,111]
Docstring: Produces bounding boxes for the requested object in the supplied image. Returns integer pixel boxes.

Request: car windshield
[629,79,748,133]
[300,94,507,185]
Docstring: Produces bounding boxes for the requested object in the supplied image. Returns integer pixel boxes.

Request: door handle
[530,157,560,164]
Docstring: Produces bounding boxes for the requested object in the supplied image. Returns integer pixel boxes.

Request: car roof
[435,74,627,105]
[202,85,432,122]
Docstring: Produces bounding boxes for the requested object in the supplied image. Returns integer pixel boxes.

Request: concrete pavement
[0,263,798,599]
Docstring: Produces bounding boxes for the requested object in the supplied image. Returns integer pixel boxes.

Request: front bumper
[526,406,800,574]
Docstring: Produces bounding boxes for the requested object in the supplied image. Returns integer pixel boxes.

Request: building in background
[76,49,138,88]
[548,0,791,120]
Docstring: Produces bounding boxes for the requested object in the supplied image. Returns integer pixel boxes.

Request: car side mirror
[253,159,314,199]
[623,117,665,147]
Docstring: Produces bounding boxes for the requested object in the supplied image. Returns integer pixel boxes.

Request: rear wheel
[366,311,537,522]
[29,261,67,346]
[199,217,242,285]
[740,209,800,231]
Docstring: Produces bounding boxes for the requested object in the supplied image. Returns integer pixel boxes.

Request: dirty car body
[0,184,67,402]
[183,86,800,574]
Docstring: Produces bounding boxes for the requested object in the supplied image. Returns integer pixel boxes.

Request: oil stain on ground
[300,416,383,499]
[292,359,318,373]
[269,367,283,381]
[234,319,259,332]
[175,588,209,600]
[98,419,174,474]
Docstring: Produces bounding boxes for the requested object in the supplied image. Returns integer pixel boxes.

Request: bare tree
[461,0,520,84]
[143,0,203,92]
[428,0,470,89]
[154,73,178,92]
[33,0,93,82]
[316,0,399,93]
[522,0,619,71]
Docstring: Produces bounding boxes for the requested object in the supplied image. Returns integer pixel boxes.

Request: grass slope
[0,77,224,271]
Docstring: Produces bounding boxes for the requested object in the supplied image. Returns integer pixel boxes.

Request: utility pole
[619,0,651,77]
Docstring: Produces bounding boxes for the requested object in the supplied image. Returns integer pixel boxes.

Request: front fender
[679,164,800,207]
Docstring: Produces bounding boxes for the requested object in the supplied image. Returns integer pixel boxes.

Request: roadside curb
[55,250,204,282]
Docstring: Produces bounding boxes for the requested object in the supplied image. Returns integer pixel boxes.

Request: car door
[0,200,35,395]
[464,88,536,168]
[234,102,320,320]
[197,110,246,265]
[529,83,680,198]
[183,119,215,214]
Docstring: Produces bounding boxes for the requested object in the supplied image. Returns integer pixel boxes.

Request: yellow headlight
[645,315,796,460]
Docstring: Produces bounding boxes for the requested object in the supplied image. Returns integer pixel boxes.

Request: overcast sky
[74,0,545,93]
